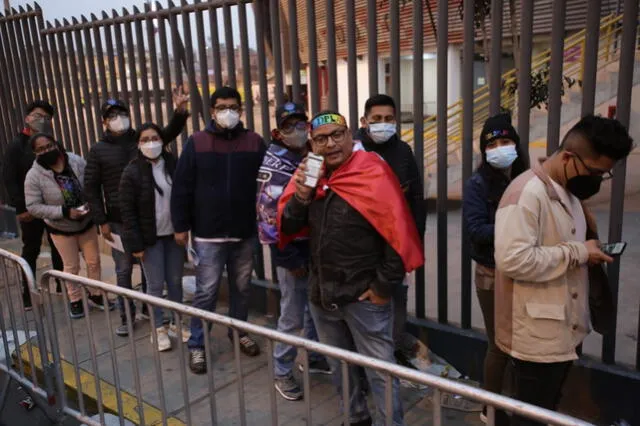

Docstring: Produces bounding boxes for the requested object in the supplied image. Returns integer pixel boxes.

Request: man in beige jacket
[494,115,633,426]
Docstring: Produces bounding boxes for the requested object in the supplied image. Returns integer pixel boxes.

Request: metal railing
[0,247,595,425]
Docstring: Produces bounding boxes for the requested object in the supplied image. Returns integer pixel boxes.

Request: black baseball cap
[275,102,308,128]
[100,99,129,119]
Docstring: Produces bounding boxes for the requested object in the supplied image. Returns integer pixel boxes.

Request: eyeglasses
[106,110,129,120]
[281,121,308,134]
[311,129,347,146]
[34,141,56,154]
[574,153,614,180]
[214,105,241,113]
[30,112,52,121]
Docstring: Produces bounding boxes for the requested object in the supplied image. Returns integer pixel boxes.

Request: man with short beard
[84,90,189,337]
[2,100,64,309]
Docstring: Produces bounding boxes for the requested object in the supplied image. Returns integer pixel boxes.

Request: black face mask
[565,159,603,200]
[37,149,61,168]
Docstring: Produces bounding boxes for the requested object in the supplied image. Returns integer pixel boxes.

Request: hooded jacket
[83,110,188,225]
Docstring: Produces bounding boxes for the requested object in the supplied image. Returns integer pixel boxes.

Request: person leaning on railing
[462,113,528,424]
[118,122,191,353]
[24,133,115,319]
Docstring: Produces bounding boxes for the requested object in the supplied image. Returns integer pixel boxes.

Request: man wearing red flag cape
[277,110,423,426]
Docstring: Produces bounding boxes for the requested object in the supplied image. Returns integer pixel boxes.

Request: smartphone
[600,242,627,257]
[304,153,324,188]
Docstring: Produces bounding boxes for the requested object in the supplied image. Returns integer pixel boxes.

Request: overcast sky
[11,0,257,49]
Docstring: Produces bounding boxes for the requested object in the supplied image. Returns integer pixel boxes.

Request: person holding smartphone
[494,115,633,426]
[24,133,114,319]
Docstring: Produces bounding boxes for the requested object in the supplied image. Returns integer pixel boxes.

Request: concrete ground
[0,238,484,426]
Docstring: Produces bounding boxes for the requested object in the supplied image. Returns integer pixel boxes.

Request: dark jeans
[476,288,509,396]
[392,281,418,354]
[507,358,572,426]
[20,218,63,302]
[110,222,138,321]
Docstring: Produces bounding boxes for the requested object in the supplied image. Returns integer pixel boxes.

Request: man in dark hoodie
[256,102,331,401]
[84,88,189,337]
[355,94,426,364]
[171,86,266,375]
[2,100,63,309]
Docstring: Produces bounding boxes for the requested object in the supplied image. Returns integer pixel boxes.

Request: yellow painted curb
[19,342,186,426]
[530,139,547,148]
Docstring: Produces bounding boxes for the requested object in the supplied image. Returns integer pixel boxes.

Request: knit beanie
[480,113,519,154]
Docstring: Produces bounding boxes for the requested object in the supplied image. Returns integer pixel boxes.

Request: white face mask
[108,116,131,134]
[215,109,240,129]
[368,122,396,144]
[485,145,518,169]
[282,129,309,149]
[139,141,163,160]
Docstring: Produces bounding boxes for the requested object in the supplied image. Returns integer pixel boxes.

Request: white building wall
[447,45,462,106]
[336,58,376,128]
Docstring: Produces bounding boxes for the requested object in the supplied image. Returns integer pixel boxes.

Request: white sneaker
[152,327,172,352]
[169,323,191,343]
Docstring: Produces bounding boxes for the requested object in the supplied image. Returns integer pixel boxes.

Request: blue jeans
[273,266,323,378]
[188,238,255,349]
[141,236,185,328]
[309,300,404,426]
[110,222,136,321]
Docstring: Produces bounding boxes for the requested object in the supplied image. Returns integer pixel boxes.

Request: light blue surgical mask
[485,145,518,169]
[368,122,396,144]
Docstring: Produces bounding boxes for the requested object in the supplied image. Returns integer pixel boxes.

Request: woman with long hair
[119,123,189,352]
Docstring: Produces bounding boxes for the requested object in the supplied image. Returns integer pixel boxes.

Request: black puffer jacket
[2,132,36,214]
[83,111,188,225]
[119,151,177,254]
[281,190,405,309]
[355,128,426,240]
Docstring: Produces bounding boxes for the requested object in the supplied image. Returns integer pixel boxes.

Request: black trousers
[496,357,572,426]
[19,218,63,303]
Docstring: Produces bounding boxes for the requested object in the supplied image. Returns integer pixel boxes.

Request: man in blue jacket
[171,86,266,374]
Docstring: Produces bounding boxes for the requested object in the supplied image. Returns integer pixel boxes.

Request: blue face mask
[485,145,518,169]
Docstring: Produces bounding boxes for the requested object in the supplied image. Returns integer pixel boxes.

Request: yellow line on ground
[19,342,186,426]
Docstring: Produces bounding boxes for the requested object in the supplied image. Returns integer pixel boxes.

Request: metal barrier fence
[0,0,638,371]
[0,248,594,425]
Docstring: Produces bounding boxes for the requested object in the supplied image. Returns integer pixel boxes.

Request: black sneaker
[274,375,303,401]
[341,418,373,426]
[298,358,332,375]
[69,301,85,319]
[115,321,135,337]
[189,349,207,374]
[232,335,260,357]
[89,295,115,311]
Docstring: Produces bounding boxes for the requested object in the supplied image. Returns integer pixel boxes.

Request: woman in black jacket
[119,123,189,352]
[462,114,528,423]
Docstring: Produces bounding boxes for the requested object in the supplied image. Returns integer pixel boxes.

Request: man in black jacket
[171,86,266,374]
[355,94,426,365]
[2,100,63,309]
[281,110,423,426]
[84,89,189,337]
